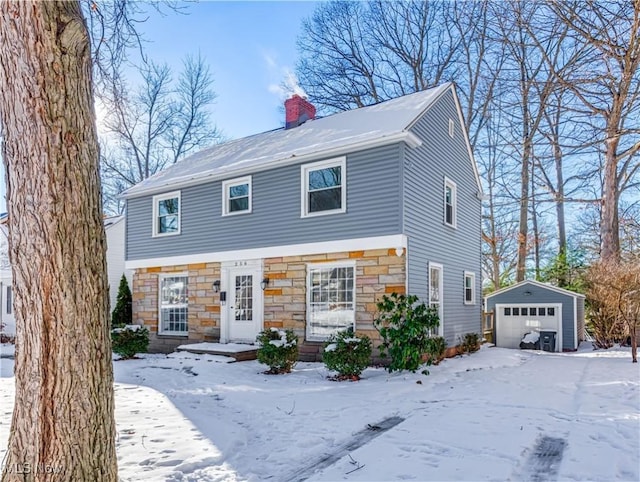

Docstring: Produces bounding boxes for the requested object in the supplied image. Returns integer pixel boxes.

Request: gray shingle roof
[122,83,451,198]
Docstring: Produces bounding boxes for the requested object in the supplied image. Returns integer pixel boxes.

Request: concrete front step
[176,342,258,361]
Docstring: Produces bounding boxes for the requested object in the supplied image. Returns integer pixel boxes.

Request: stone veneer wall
[263,248,406,362]
[133,263,221,353]
[132,249,406,358]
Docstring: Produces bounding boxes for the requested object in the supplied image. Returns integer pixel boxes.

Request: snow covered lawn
[1,344,638,481]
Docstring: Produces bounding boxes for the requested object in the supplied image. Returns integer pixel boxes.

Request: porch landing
[176,342,258,361]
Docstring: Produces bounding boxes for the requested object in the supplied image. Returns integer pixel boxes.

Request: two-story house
[123,83,482,359]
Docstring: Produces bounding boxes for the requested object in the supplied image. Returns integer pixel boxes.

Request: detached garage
[485,280,585,352]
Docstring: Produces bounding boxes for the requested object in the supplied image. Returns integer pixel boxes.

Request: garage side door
[495,304,561,350]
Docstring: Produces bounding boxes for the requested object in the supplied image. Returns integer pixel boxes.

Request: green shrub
[426,336,447,365]
[112,325,149,359]
[111,274,132,328]
[256,328,299,374]
[459,332,480,354]
[323,327,372,380]
[374,293,440,373]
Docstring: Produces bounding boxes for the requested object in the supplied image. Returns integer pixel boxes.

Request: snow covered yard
[0,344,638,481]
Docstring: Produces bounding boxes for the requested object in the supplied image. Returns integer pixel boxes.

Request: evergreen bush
[111,274,132,328]
[459,332,480,354]
[112,325,149,359]
[256,328,298,374]
[323,327,372,380]
[374,293,440,373]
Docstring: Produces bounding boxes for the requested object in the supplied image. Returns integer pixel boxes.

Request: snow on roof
[485,279,586,299]
[122,84,451,198]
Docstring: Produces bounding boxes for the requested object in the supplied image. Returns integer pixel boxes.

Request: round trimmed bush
[323,328,372,380]
[256,328,298,374]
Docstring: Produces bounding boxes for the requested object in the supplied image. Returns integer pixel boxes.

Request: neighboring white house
[104,215,134,311]
[0,214,132,336]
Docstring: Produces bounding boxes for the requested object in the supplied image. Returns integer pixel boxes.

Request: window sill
[152,232,181,238]
[301,208,346,219]
[222,210,252,217]
[157,332,188,337]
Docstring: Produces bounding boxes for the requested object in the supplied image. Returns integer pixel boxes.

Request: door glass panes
[538,308,546,316]
[308,166,342,212]
[235,275,253,321]
[504,307,511,316]
[521,308,528,316]
[547,307,555,316]
[512,307,520,316]
[158,197,179,233]
[160,276,188,333]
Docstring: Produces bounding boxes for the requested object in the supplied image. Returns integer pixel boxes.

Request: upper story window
[464,271,475,304]
[222,176,252,216]
[444,177,457,228]
[301,157,346,217]
[153,191,181,237]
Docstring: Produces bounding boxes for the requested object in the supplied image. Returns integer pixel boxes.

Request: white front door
[225,265,263,343]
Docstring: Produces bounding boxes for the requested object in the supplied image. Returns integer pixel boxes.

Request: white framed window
[158,273,188,335]
[448,118,455,138]
[429,262,444,336]
[464,271,475,304]
[301,157,346,217]
[444,177,457,228]
[152,191,181,237]
[306,261,355,341]
[222,176,252,216]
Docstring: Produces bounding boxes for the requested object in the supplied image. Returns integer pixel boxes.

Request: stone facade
[133,263,221,353]
[132,249,406,357]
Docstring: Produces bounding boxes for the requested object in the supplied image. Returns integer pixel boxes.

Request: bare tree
[100,54,220,212]
[547,0,640,262]
[0,1,117,480]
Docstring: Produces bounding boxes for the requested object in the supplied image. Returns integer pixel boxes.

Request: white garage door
[495,304,562,351]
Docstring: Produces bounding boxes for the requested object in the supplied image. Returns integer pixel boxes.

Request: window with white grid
[306,263,355,340]
[159,274,188,335]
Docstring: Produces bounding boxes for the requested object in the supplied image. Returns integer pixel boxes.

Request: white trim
[122,132,422,200]
[305,261,356,342]
[220,264,263,344]
[126,234,408,270]
[158,272,189,336]
[464,271,476,305]
[485,279,585,300]
[222,175,252,216]
[444,177,457,229]
[449,86,484,196]
[428,262,444,337]
[448,118,454,138]
[152,191,181,237]
[301,157,347,218]
[495,302,563,352]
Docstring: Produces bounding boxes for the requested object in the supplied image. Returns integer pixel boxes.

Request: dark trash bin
[540,331,557,352]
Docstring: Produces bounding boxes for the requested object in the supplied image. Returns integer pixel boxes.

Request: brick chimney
[285,94,316,129]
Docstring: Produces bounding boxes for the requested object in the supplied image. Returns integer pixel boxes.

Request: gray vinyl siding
[403,90,482,347]
[485,284,579,350]
[126,145,402,260]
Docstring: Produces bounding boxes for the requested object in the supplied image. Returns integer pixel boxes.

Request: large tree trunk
[601,133,621,263]
[0,2,117,481]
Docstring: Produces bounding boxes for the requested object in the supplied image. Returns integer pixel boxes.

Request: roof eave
[120,131,422,200]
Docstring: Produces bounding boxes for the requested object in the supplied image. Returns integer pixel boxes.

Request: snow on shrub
[256,328,298,374]
[111,324,149,360]
[322,327,372,381]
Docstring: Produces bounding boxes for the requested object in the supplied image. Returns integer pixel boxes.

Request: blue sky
[0,1,318,211]
[138,1,319,139]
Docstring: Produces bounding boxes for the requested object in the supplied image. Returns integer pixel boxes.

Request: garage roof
[485,280,585,299]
